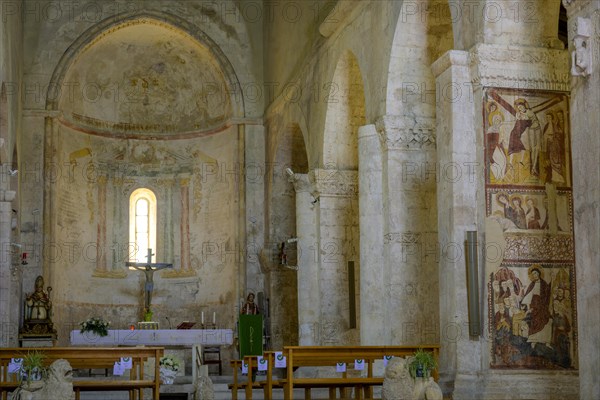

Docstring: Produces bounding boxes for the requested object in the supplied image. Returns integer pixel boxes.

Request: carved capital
[375,115,436,151]
[469,44,570,91]
[309,169,358,198]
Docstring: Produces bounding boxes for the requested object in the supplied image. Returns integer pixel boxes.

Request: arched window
[129,188,157,262]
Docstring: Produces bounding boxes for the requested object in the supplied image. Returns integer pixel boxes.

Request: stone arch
[263,121,308,350]
[321,50,366,170]
[45,9,244,118]
[386,0,454,117]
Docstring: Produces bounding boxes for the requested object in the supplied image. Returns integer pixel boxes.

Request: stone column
[357,124,385,345]
[564,2,600,399]
[293,174,319,345]
[179,178,191,273]
[162,178,174,266]
[311,169,359,345]
[431,50,479,395]
[95,175,107,274]
[376,115,438,346]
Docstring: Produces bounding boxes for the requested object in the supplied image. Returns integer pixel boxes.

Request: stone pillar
[293,174,319,345]
[243,124,265,300]
[431,50,479,395]
[311,169,359,345]
[564,2,600,399]
[357,124,385,345]
[376,115,438,346]
[433,38,577,397]
[0,190,18,347]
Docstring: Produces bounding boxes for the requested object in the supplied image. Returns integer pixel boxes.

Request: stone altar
[70,329,233,346]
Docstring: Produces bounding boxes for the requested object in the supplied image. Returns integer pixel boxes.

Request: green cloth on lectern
[238,314,263,358]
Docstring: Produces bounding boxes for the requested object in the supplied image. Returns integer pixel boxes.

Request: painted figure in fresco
[549,110,567,183]
[487,91,548,181]
[496,193,514,221]
[521,265,552,347]
[551,286,572,367]
[542,111,555,183]
[492,268,525,364]
[486,102,508,181]
[241,292,260,315]
[25,275,52,321]
[525,197,542,230]
[509,196,527,229]
[510,99,542,177]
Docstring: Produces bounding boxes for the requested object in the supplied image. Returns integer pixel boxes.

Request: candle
[201,312,204,324]
[213,312,216,325]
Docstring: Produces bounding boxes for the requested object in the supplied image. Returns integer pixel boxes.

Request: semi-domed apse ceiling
[57,19,233,138]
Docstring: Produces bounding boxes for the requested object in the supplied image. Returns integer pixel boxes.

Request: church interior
[0,0,598,399]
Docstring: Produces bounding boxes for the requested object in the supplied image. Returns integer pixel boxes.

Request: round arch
[321,50,366,170]
[45,9,244,118]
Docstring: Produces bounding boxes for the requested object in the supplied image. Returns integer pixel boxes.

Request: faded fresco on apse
[483,88,577,370]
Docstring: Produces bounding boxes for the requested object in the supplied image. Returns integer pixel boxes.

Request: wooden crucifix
[126,248,173,310]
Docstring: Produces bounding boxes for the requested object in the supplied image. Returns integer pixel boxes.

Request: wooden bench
[261,345,440,400]
[228,358,266,400]
[0,346,164,400]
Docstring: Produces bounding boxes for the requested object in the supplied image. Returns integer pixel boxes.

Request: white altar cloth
[70,329,233,346]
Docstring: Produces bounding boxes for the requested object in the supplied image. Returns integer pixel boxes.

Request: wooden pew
[261,345,440,400]
[228,357,265,400]
[0,347,164,400]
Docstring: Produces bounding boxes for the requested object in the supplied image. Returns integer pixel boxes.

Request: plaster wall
[47,123,240,344]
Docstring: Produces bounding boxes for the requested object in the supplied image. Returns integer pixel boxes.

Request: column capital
[309,169,358,198]
[468,43,570,91]
[375,115,436,151]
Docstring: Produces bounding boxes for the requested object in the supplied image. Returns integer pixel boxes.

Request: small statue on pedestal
[21,275,57,337]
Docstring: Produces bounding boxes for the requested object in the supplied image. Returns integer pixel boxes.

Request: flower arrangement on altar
[79,317,110,337]
[159,355,180,372]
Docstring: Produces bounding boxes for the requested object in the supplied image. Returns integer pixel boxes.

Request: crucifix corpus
[126,248,173,310]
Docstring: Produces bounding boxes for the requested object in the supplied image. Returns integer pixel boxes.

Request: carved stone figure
[194,375,214,400]
[571,17,593,77]
[13,359,75,400]
[382,357,443,400]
